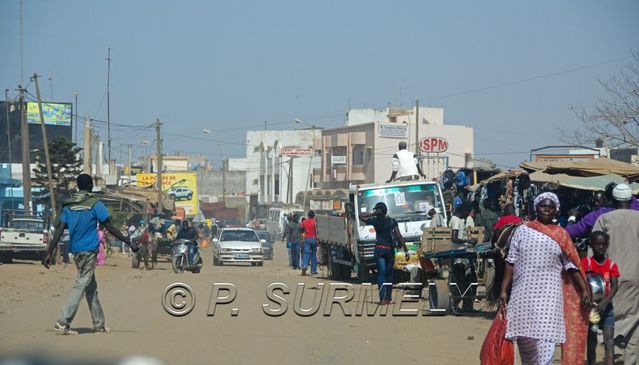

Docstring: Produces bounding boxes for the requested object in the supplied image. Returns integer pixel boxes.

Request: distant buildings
[226,129,321,218]
[313,106,474,189]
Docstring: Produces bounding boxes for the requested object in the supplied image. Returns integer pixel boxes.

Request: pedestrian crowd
[482,183,639,365]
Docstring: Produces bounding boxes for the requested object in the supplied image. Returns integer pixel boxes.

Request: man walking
[386,141,426,183]
[43,174,138,335]
[593,184,639,364]
[282,214,302,270]
[359,202,409,304]
[300,211,318,276]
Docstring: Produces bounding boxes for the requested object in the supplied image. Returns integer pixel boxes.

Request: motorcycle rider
[177,220,198,264]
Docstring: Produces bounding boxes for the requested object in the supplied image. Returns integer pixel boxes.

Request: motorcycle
[172,239,203,274]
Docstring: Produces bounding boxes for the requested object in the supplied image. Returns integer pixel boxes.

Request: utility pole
[33,74,57,215]
[74,92,78,144]
[18,85,31,214]
[19,0,24,85]
[83,116,92,172]
[287,158,294,204]
[127,144,132,178]
[5,89,12,164]
[155,119,163,213]
[222,158,227,205]
[106,48,112,174]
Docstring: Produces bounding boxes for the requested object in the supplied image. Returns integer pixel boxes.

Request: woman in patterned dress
[499,192,591,365]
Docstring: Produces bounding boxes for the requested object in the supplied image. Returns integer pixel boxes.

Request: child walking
[582,231,619,365]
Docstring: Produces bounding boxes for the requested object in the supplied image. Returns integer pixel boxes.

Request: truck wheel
[1,253,13,264]
[357,262,370,283]
[187,193,192,200]
[328,254,343,280]
[213,255,220,266]
[428,280,450,315]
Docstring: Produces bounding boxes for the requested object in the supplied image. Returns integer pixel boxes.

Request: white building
[314,106,474,188]
[227,130,321,207]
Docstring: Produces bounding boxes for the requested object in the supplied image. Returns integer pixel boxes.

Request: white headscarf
[534,192,560,210]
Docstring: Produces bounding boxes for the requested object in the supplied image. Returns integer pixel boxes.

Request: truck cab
[316,180,447,282]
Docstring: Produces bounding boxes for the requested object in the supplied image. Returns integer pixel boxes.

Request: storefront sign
[281,147,312,157]
[378,124,408,139]
[331,155,347,165]
[419,137,449,153]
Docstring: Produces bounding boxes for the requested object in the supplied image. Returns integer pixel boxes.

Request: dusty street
[0,245,494,365]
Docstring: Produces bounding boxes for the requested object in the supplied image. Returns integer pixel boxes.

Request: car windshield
[220,231,259,242]
[8,220,45,231]
[357,184,443,220]
[256,231,271,241]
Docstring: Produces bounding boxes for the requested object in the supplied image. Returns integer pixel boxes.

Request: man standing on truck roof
[359,202,409,305]
[386,141,426,183]
[42,173,138,335]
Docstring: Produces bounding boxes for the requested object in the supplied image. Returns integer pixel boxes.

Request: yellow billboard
[137,172,198,216]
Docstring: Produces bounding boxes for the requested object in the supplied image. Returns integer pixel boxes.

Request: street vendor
[449,203,477,246]
[386,141,426,183]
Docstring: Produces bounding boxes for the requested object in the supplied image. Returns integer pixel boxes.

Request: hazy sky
[1,0,638,169]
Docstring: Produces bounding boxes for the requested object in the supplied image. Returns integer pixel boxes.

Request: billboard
[26,102,72,126]
[137,172,198,216]
[0,101,73,163]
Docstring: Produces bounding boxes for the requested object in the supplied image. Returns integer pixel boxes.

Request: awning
[521,158,639,181]
[479,169,527,185]
[560,174,639,194]
[529,171,571,184]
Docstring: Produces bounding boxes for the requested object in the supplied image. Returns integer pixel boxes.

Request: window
[352,146,364,165]
[220,230,259,242]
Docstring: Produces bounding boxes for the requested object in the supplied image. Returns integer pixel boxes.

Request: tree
[564,52,639,149]
[32,137,83,210]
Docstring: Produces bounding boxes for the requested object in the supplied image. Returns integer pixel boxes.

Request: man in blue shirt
[43,174,138,335]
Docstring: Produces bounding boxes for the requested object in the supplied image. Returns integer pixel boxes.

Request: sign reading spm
[419,137,449,153]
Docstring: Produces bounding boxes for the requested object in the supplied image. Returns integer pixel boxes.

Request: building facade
[314,106,474,188]
[227,129,321,211]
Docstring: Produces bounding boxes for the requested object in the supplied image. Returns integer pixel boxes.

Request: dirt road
[0,246,493,364]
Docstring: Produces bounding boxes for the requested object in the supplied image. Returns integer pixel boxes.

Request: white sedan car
[212,228,264,266]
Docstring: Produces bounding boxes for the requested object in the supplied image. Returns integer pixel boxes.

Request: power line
[421,55,633,101]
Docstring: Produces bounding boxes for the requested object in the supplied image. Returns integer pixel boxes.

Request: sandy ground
[0,244,524,365]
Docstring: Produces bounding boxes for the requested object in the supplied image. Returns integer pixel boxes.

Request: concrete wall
[347,107,444,127]
[196,170,246,197]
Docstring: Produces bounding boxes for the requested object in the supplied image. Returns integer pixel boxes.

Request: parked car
[212,228,264,266]
[0,216,51,263]
[255,230,273,260]
[166,186,193,201]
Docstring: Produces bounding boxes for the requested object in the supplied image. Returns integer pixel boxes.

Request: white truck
[0,216,50,263]
[316,180,447,283]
